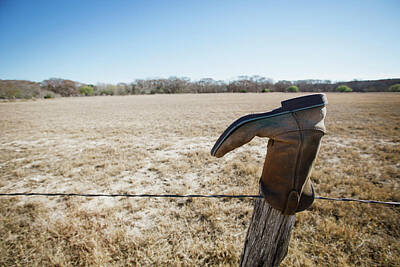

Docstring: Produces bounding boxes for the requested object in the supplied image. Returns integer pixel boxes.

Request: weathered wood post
[239,188,295,267]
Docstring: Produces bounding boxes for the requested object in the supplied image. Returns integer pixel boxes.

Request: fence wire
[0,192,399,206]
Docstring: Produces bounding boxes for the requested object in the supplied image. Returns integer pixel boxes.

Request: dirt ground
[0,93,399,266]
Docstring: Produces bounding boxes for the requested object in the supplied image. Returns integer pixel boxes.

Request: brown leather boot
[211,94,327,215]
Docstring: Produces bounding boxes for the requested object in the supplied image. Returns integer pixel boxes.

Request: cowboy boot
[211,94,327,215]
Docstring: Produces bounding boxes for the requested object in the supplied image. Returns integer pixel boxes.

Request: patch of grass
[0,93,399,266]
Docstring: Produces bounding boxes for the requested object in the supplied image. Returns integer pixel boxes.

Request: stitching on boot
[291,112,303,190]
[275,128,326,137]
[283,190,300,215]
[283,112,303,214]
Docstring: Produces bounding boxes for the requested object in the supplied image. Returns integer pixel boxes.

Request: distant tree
[0,80,55,99]
[166,76,187,94]
[388,84,400,92]
[95,83,116,95]
[129,82,139,94]
[100,89,114,95]
[286,85,299,92]
[44,93,54,99]
[79,85,94,96]
[336,85,352,92]
[228,75,271,93]
[196,78,220,93]
[42,78,80,96]
[274,80,292,92]
[116,83,132,95]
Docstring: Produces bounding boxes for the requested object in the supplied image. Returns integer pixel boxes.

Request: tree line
[1,76,400,99]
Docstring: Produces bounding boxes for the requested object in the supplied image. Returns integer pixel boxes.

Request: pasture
[0,93,399,266]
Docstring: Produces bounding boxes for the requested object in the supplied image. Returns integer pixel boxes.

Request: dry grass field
[0,93,399,266]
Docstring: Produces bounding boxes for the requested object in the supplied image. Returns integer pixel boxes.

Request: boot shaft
[261,125,325,215]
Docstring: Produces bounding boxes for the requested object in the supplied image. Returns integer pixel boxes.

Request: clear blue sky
[0,0,399,84]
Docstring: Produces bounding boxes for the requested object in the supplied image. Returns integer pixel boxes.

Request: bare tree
[41,78,80,96]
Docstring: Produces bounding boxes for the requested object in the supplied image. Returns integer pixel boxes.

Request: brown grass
[0,93,399,266]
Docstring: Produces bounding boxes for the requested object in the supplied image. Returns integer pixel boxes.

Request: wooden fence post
[239,187,296,267]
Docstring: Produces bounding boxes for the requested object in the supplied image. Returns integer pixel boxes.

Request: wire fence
[0,192,399,206]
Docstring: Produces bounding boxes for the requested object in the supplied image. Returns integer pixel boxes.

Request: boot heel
[281,94,327,112]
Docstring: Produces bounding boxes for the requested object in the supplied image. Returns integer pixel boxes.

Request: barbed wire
[0,192,399,206]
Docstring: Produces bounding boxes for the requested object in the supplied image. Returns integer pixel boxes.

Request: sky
[0,0,399,84]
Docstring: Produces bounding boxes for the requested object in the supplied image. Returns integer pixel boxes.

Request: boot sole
[211,94,328,156]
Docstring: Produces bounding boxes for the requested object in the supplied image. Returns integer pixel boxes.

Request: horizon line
[2,76,400,85]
